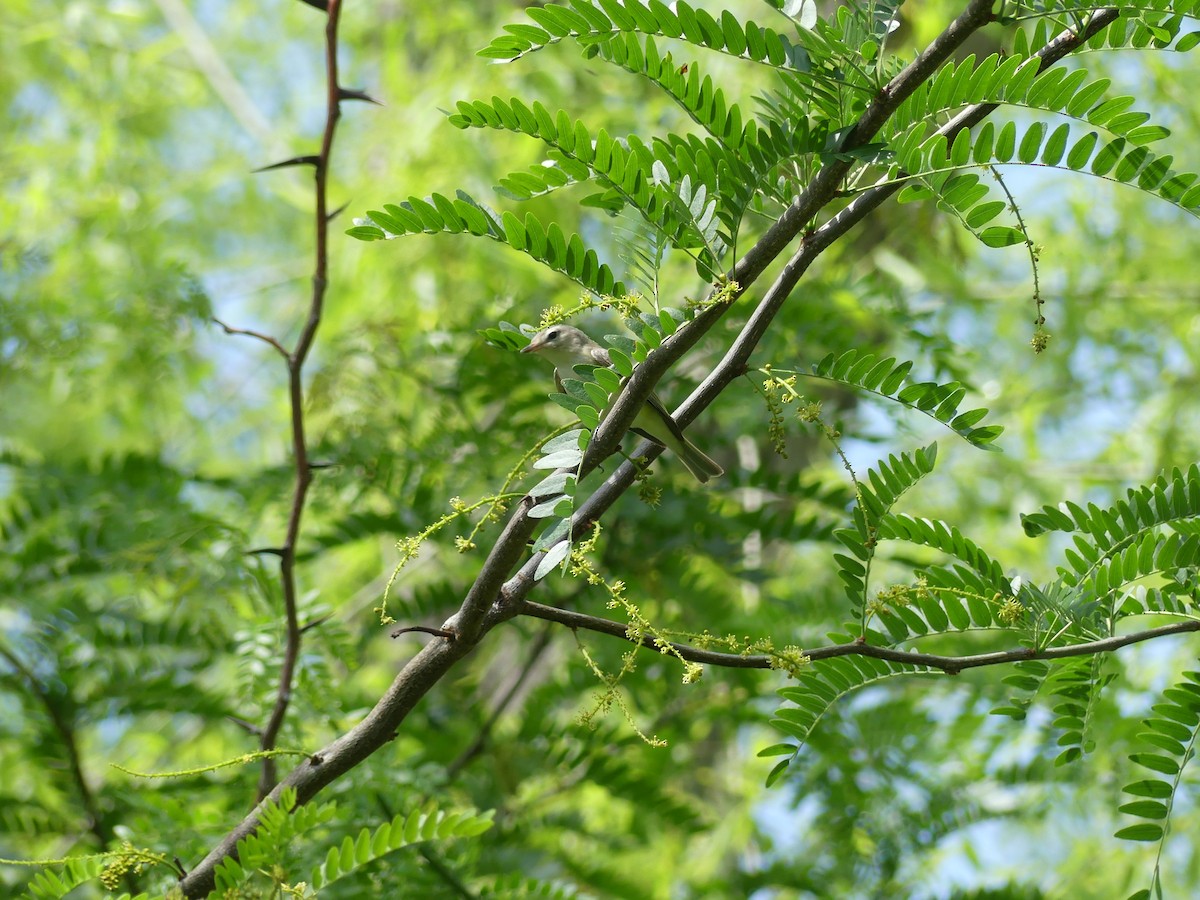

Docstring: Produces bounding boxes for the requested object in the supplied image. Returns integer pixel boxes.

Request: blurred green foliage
[4,1,1200,898]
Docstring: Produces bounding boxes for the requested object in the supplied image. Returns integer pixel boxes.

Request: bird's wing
[591,343,688,443]
[640,391,689,443]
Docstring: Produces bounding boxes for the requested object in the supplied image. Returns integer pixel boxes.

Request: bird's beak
[520,338,542,354]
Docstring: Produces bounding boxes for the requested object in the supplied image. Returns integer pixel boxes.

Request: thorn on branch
[326,202,349,222]
[254,155,322,173]
[247,547,286,557]
[391,625,458,641]
[296,0,328,9]
[173,857,188,879]
[225,715,264,736]
[300,612,334,635]
[308,461,337,470]
[338,87,383,105]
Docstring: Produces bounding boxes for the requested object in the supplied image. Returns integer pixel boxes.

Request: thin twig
[225,715,264,736]
[517,601,1200,675]
[255,0,343,802]
[391,625,458,640]
[211,317,289,358]
[300,612,335,635]
[518,601,771,668]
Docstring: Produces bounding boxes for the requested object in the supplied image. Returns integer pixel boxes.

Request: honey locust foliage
[769,464,1200,896]
[356,0,1200,278]
[11,1,1200,898]
[211,789,494,895]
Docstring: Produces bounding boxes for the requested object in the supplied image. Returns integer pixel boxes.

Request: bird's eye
[547,329,559,340]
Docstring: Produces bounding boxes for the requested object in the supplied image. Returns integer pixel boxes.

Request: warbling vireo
[521,325,723,483]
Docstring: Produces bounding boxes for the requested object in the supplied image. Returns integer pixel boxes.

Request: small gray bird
[521,324,723,483]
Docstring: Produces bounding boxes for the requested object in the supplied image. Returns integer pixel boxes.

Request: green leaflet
[310,806,495,891]
[1117,671,1200,896]
[478,0,811,72]
[805,350,1003,449]
[352,191,624,297]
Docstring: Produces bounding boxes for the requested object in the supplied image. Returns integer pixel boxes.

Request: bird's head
[520,325,598,368]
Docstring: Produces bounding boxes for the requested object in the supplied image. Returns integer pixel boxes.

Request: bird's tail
[670,434,724,484]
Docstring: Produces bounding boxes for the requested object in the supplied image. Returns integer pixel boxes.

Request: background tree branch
[249,0,344,802]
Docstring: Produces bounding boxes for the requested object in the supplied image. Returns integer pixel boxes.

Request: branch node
[310,753,324,765]
[225,715,264,737]
[211,317,289,358]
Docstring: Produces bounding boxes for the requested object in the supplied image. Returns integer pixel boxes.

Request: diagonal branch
[465,0,1001,641]
[494,6,1124,610]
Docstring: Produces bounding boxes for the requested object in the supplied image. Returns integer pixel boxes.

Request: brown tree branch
[466,0,1002,642]
[178,7,1122,895]
[255,0,343,802]
[518,601,773,668]
[517,600,1200,675]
